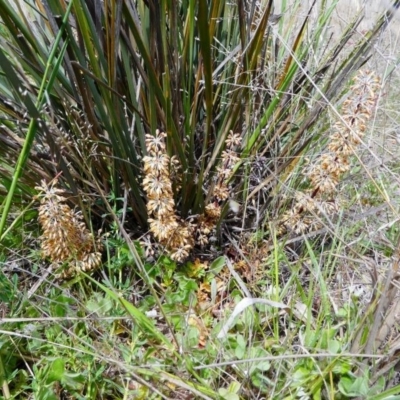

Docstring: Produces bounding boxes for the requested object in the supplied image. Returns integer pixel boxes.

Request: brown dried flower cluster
[142,130,241,259]
[35,180,102,279]
[197,131,241,246]
[280,70,381,234]
[142,130,194,261]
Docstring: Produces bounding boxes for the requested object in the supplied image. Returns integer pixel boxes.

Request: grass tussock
[1,0,400,399]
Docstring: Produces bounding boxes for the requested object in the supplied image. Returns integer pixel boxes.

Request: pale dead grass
[271,2,400,364]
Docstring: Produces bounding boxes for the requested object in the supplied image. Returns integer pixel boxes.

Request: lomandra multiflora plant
[280,70,381,235]
[142,130,241,260]
[35,180,102,278]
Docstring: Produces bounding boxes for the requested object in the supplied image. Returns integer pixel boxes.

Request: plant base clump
[142,130,240,261]
[35,180,102,279]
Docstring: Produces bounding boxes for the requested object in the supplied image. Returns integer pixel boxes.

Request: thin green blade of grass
[243,8,313,156]
[369,386,400,400]
[123,2,187,169]
[0,0,47,61]
[0,1,72,239]
[194,0,215,211]
[203,2,273,179]
[246,0,273,71]
[83,274,175,351]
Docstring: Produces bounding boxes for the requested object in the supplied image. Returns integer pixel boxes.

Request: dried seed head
[225,132,241,149]
[35,179,102,279]
[279,70,380,235]
[198,131,242,242]
[142,130,193,261]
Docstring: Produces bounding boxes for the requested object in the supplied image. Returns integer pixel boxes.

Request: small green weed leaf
[332,359,352,375]
[173,273,198,305]
[234,334,246,359]
[292,366,312,382]
[248,348,271,375]
[185,259,207,279]
[217,297,289,339]
[50,295,74,317]
[184,326,200,348]
[46,358,65,384]
[327,339,341,354]
[86,293,114,316]
[337,307,348,318]
[209,256,226,275]
[301,329,318,348]
[144,261,162,282]
[367,376,387,397]
[84,275,174,351]
[338,375,369,397]
[175,274,198,291]
[0,271,15,303]
[61,371,86,391]
[44,325,62,341]
[228,381,241,394]
[218,388,240,400]
[159,255,177,270]
[254,360,271,372]
[219,381,241,400]
[23,209,37,222]
[118,295,174,349]
[36,387,58,400]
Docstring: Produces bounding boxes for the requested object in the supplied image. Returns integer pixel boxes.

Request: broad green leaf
[46,358,65,384]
